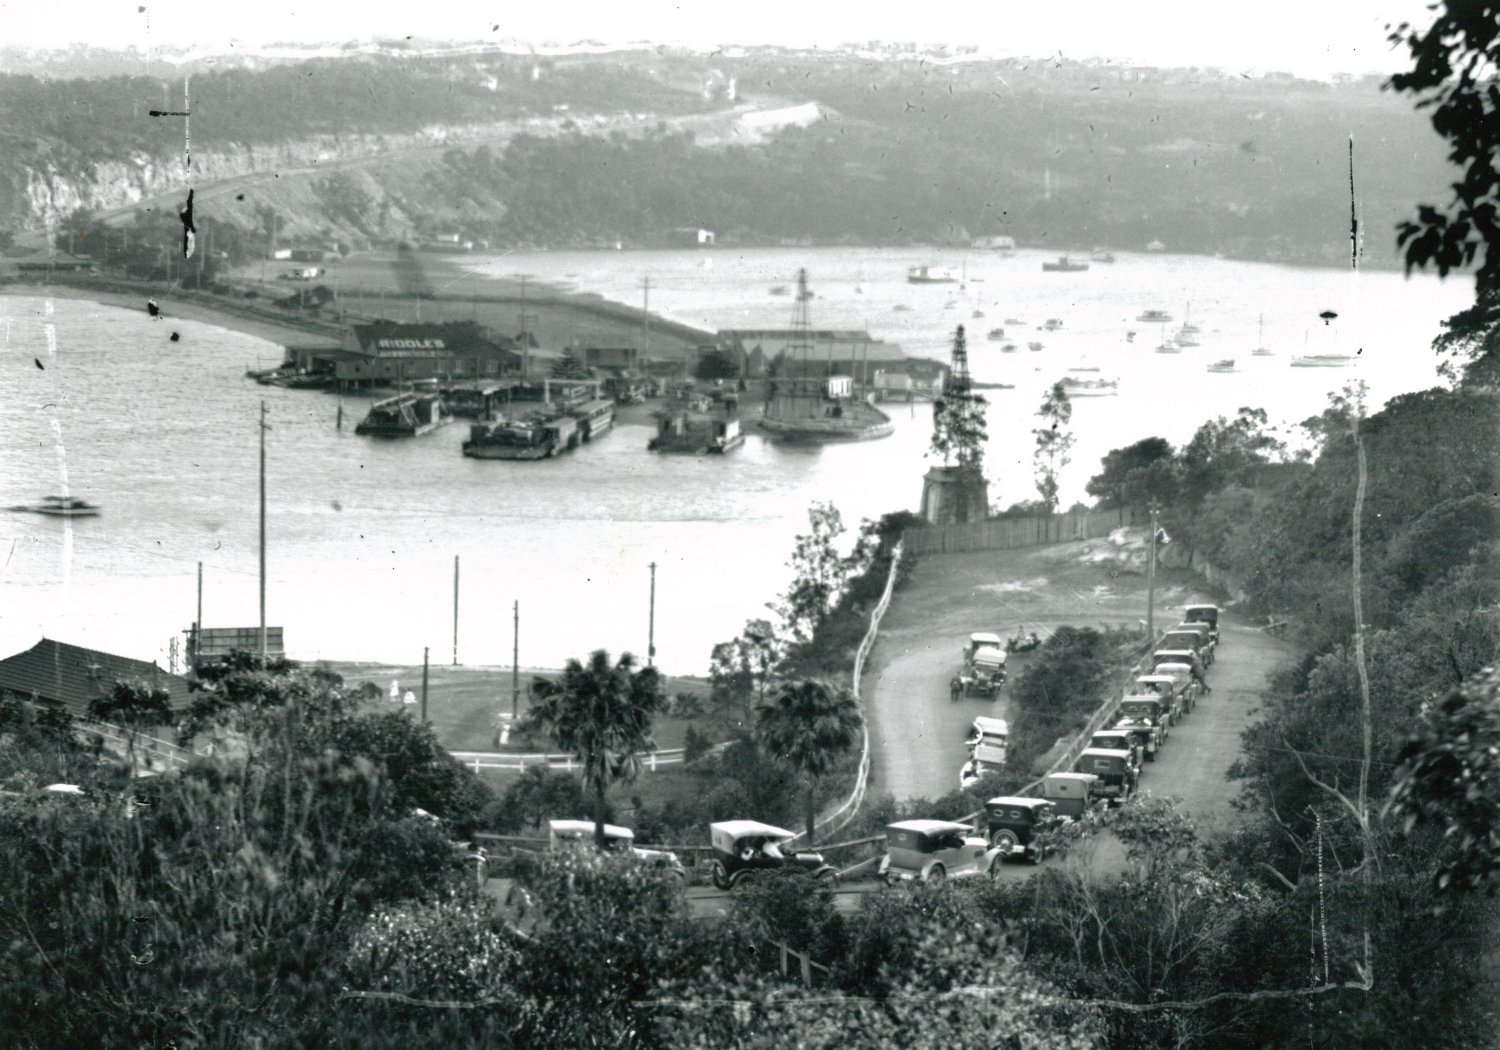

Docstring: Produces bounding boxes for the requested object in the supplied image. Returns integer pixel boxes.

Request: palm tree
[524,649,666,847]
[756,678,863,844]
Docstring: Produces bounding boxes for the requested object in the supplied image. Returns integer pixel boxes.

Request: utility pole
[452,555,460,666]
[1146,505,1159,641]
[421,646,430,722]
[641,276,653,368]
[259,400,268,661]
[648,561,657,667]
[511,600,520,720]
[195,560,203,670]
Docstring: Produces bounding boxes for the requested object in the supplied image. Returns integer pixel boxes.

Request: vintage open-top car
[1184,604,1220,644]
[1075,746,1139,802]
[879,820,1005,885]
[1169,623,1216,664]
[1090,728,1145,769]
[1112,709,1164,761]
[1134,673,1188,722]
[1042,771,1102,820]
[958,634,1008,698]
[984,796,1060,861]
[708,820,837,889]
[548,818,686,878]
[965,716,1009,765]
[1152,657,1203,710]
[1118,695,1172,737]
[1159,629,1213,667]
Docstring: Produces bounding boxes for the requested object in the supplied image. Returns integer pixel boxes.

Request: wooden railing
[450,741,729,775]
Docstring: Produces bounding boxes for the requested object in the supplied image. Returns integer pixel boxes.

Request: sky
[0,0,1438,78]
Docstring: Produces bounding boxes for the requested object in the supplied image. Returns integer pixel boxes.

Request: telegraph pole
[641,276,652,364]
[421,646,430,722]
[259,400,268,661]
[195,561,203,670]
[511,600,520,720]
[452,555,460,666]
[1146,506,1159,641]
[648,561,657,667]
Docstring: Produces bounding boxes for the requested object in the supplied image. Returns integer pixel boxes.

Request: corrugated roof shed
[0,638,193,717]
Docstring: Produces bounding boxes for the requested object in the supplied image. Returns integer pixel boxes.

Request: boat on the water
[986,328,1006,340]
[1001,343,1018,353]
[9,495,101,517]
[648,412,745,455]
[1291,355,1354,368]
[1059,377,1119,397]
[1042,255,1090,272]
[769,285,789,296]
[760,269,894,443]
[1179,303,1202,335]
[1174,332,1201,348]
[1090,247,1116,263]
[462,412,581,459]
[1042,318,1063,331]
[1252,314,1273,356]
[907,265,958,284]
[1137,309,1173,323]
[1004,317,1026,325]
[569,398,616,442]
[972,309,985,319]
[1207,359,1238,373]
[892,304,912,312]
[1028,341,1045,352]
[354,393,449,437]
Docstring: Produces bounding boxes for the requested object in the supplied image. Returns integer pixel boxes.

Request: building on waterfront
[0,637,192,718]
[185,627,286,673]
[717,329,910,387]
[329,321,524,385]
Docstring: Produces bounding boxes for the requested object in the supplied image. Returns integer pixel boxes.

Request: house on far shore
[0,637,193,719]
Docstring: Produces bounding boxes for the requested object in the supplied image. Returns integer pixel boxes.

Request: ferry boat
[354,393,449,437]
[1041,255,1090,272]
[569,398,616,442]
[462,413,581,459]
[8,495,101,517]
[1136,309,1174,323]
[907,265,958,284]
[648,412,745,455]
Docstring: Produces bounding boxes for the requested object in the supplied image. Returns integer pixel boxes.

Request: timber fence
[902,506,1141,556]
[795,541,904,843]
[450,741,730,775]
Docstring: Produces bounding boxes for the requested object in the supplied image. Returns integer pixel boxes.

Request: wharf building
[284,321,561,387]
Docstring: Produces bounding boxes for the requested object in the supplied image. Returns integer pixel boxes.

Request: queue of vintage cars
[527,606,1223,894]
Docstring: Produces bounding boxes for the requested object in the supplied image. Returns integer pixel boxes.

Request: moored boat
[648,412,745,455]
[986,328,1007,340]
[354,393,449,437]
[1059,377,1119,397]
[1090,247,1116,262]
[1207,359,1238,373]
[1042,255,1090,272]
[1252,314,1273,356]
[1042,318,1063,331]
[907,265,958,284]
[1028,341,1044,352]
[1136,309,1173,323]
[1290,354,1354,368]
[9,495,101,517]
[569,398,616,442]
[462,413,581,459]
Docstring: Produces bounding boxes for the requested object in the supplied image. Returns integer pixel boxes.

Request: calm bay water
[0,247,1470,673]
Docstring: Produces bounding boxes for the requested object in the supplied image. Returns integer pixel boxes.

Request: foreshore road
[862,540,1293,829]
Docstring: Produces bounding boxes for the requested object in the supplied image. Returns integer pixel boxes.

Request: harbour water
[0,247,1470,673]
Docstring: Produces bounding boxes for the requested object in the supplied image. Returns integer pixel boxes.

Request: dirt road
[863,534,1292,828]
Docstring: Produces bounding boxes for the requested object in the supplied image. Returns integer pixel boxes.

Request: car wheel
[991,829,1018,855]
[710,861,730,890]
[925,864,946,888]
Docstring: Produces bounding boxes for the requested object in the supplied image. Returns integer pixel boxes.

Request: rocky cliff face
[10,116,576,236]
